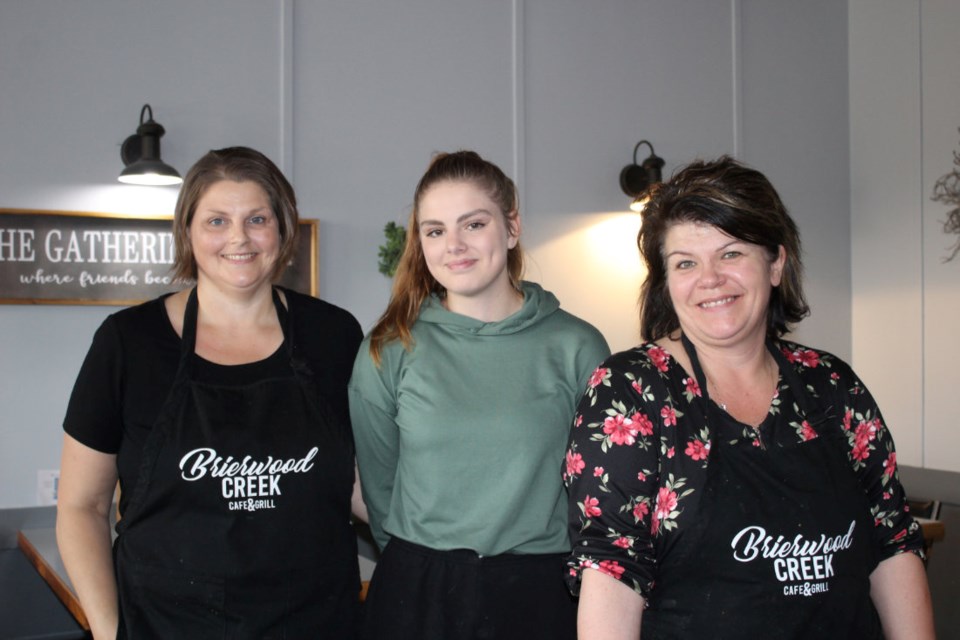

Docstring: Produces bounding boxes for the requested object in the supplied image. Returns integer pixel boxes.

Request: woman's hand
[350,463,368,524]
[56,434,120,639]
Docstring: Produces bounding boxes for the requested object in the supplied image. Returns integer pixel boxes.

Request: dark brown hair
[638,155,809,341]
[368,150,523,366]
[172,146,299,282]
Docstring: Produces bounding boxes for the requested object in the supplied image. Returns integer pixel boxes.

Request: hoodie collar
[417,281,560,336]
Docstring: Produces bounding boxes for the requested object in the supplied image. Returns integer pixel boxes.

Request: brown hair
[638,155,809,341]
[368,150,523,366]
[171,146,299,282]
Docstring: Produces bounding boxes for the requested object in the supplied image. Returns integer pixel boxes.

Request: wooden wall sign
[0,208,317,305]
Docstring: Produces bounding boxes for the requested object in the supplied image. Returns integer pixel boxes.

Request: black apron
[642,336,881,639]
[114,288,359,639]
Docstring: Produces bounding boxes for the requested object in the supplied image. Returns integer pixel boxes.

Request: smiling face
[417,179,520,317]
[189,179,280,295]
[664,221,785,349]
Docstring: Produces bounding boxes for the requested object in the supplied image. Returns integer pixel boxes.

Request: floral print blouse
[564,340,924,598]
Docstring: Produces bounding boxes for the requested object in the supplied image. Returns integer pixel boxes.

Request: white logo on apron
[729,520,856,596]
[178,446,319,512]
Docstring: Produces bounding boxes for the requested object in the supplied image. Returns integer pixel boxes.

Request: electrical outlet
[37,469,60,506]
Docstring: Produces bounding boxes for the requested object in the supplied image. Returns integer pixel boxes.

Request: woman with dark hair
[566,156,934,639]
[57,146,364,638]
[350,150,609,640]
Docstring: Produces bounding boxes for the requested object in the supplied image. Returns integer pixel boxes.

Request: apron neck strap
[680,332,828,430]
[180,287,200,356]
[768,341,829,426]
[178,286,294,364]
[680,332,709,401]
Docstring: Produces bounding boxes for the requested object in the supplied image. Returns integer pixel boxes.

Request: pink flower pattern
[582,495,601,518]
[603,414,639,446]
[660,405,677,427]
[588,367,609,388]
[565,451,585,478]
[633,501,649,522]
[654,487,678,520]
[631,412,654,436]
[782,346,820,368]
[684,439,709,461]
[646,346,670,372]
[883,452,897,478]
[597,560,626,579]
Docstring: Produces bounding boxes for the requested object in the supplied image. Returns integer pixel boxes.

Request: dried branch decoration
[932,128,960,261]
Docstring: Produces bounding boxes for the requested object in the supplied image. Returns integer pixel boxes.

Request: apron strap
[679,333,833,439]
[768,341,834,434]
[274,287,316,379]
[179,286,296,373]
[680,333,709,402]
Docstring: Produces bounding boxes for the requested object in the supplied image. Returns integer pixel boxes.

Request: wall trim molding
[280,0,295,176]
[511,0,526,215]
[730,0,742,156]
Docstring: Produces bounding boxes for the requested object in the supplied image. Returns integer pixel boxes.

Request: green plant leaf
[377,222,407,277]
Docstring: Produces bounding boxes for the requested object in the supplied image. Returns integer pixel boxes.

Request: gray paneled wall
[1,2,851,511]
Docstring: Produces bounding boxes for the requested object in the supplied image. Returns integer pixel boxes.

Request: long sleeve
[833,362,924,560]
[565,348,677,598]
[778,343,924,561]
[348,342,401,550]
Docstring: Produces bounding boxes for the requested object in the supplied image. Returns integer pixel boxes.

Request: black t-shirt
[63,287,363,516]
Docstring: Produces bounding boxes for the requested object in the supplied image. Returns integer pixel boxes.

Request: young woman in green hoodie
[349,150,609,640]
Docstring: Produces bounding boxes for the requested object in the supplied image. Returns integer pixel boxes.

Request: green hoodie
[350,282,610,555]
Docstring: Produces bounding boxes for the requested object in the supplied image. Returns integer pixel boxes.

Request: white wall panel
[921,0,960,472]
[849,0,925,466]
[740,0,851,360]
[850,0,960,473]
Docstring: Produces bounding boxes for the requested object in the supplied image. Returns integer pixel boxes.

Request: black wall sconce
[620,140,664,212]
[118,104,182,186]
